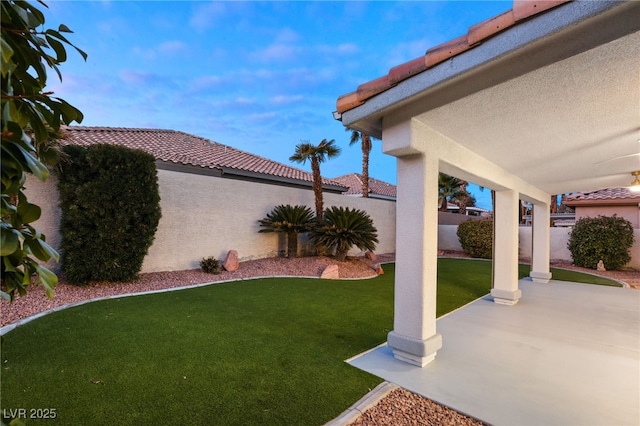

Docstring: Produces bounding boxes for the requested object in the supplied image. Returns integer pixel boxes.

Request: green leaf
[0,224,21,255]
[1,36,14,72]
[45,35,67,63]
[58,23,73,33]
[26,236,59,262]
[17,200,42,223]
[34,263,58,298]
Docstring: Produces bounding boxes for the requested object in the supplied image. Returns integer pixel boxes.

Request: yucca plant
[258,204,315,257]
[311,206,378,261]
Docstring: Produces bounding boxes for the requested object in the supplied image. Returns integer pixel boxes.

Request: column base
[491,288,522,305]
[387,331,442,367]
[530,271,552,283]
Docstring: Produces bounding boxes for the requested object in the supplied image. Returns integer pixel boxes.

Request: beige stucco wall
[26,170,396,273]
[574,205,639,229]
[437,225,464,252]
[24,174,62,271]
[25,171,639,273]
[518,226,573,262]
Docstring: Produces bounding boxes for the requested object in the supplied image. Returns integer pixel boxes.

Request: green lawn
[0,260,620,425]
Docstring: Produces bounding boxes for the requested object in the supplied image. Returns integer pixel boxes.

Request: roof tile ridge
[336,0,572,115]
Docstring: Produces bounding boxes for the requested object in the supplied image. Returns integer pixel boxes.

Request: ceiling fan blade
[593,152,640,164]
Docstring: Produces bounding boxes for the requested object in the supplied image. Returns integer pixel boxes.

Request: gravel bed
[348,388,486,426]
[0,254,394,327]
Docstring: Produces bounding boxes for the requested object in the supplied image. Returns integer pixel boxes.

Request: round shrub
[457,219,493,259]
[567,215,634,270]
[58,144,161,285]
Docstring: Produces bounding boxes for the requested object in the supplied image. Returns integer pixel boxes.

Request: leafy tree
[438,173,468,212]
[567,216,634,270]
[1,0,86,300]
[347,129,374,198]
[258,204,314,258]
[289,139,341,221]
[311,206,378,261]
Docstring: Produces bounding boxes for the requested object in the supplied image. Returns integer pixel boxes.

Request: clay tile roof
[335,0,571,115]
[565,188,640,203]
[59,126,344,187]
[333,173,397,199]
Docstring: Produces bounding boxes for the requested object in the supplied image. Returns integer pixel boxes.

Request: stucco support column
[387,153,442,367]
[491,189,522,305]
[530,202,552,283]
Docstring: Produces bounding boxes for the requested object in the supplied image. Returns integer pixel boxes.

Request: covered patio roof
[332,0,640,402]
[336,0,640,194]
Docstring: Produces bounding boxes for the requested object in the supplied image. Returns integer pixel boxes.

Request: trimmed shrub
[567,215,634,270]
[457,219,493,259]
[200,257,220,274]
[58,144,161,285]
[310,206,378,261]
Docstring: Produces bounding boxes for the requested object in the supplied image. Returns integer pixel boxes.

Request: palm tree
[347,129,373,198]
[258,205,314,258]
[550,194,558,214]
[289,139,341,221]
[457,179,469,215]
[438,173,468,212]
[311,206,378,261]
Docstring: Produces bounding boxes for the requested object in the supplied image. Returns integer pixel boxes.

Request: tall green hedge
[567,215,634,270]
[58,144,161,285]
[457,219,493,259]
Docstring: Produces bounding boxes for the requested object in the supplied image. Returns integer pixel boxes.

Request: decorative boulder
[320,264,339,279]
[365,251,377,262]
[376,263,384,275]
[223,250,239,271]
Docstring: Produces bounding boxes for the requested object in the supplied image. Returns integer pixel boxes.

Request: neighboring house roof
[332,173,397,200]
[335,0,570,115]
[60,126,346,192]
[446,203,490,213]
[565,188,640,206]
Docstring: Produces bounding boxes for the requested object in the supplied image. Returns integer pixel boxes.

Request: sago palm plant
[258,204,314,258]
[311,206,378,261]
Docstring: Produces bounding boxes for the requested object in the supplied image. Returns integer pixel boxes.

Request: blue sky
[46,1,511,209]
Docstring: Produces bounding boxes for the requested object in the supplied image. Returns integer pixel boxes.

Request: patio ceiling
[338,1,640,195]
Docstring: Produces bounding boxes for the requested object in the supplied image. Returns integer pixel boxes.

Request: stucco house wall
[574,205,639,229]
[26,168,396,274]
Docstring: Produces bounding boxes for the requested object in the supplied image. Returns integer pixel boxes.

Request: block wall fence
[26,172,639,273]
[26,170,396,273]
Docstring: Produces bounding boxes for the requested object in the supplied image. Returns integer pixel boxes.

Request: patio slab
[348,279,640,425]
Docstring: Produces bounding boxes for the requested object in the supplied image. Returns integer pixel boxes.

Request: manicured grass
[0,260,620,425]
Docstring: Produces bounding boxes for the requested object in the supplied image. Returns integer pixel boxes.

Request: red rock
[223,250,239,271]
[365,251,378,261]
[320,264,339,279]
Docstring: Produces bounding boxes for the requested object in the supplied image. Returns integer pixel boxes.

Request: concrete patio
[348,279,640,425]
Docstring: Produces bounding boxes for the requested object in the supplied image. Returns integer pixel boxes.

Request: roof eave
[220,167,347,193]
[337,1,637,139]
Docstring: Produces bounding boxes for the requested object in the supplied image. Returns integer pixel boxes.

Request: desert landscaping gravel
[0,254,392,327]
[2,252,637,425]
[348,388,485,426]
